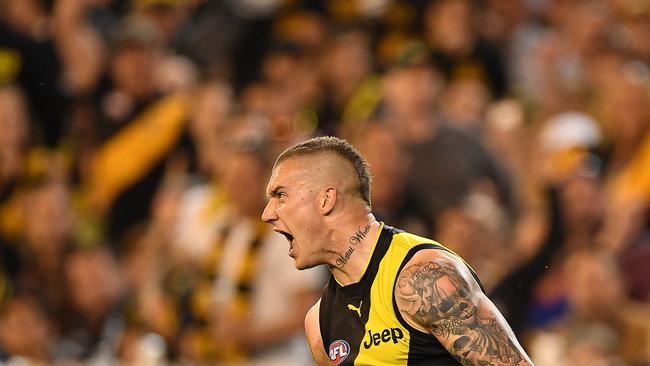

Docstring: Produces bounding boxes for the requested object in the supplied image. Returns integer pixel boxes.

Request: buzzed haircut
[276,136,373,207]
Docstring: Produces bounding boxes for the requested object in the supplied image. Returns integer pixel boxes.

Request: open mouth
[274,228,294,243]
[274,228,295,256]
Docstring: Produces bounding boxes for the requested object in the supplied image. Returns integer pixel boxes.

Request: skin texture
[395,250,534,365]
[305,300,331,366]
[261,153,378,275]
[262,155,337,270]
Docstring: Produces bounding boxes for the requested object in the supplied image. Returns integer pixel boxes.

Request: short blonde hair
[276,136,373,207]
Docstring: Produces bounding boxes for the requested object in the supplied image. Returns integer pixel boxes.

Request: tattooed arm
[395,250,534,366]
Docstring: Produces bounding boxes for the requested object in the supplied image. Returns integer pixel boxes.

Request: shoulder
[388,229,442,252]
[387,231,479,290]
[396,248,483,298]
[398,248,478,282]
[394,248,484,332]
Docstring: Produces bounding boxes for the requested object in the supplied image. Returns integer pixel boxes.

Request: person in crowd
[382,60,514,235]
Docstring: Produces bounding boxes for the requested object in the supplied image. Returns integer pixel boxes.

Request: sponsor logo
[363,328,404,349]
[347,301,362,317]
[329,339,350,365]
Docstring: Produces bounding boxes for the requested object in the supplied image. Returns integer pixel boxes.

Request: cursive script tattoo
[336,224,372,268]
[336,246,355,268]
[349,224,372,245]
[396,259,530,366]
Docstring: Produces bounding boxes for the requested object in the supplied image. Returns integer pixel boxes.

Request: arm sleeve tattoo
[395,258,533,366]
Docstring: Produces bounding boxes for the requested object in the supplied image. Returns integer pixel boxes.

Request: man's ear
[320,187,337,215]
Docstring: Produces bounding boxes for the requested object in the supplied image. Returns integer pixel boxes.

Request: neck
[327,214,382,286]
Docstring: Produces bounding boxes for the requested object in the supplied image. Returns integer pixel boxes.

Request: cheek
[276,202,301,225]
[278,199,317,229]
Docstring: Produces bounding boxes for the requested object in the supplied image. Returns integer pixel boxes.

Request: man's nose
[261,200,277,223]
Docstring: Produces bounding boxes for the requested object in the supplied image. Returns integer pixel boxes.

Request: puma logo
[347,301,362,317]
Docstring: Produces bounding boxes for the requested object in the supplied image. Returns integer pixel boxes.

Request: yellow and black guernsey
[319,224,484,365]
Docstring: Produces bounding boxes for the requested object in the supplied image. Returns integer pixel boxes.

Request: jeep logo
[363,328,404,349]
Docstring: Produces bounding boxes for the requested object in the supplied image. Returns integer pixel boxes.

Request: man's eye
[278,192,286,198]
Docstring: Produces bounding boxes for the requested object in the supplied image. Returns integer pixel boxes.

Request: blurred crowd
[0,0,649,365]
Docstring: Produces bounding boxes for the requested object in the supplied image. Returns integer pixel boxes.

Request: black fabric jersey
[319,224,484,365]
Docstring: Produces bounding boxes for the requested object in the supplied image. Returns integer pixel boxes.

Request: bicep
[305,300,331,366]
[395,251,533,365]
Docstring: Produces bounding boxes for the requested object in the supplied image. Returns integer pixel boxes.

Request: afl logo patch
[328,339,350,365]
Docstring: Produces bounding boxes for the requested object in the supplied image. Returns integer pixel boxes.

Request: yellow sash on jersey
[341,75,382,127]
[189,218,267,363]
[608,132,650,205]
[86,93,190,213]
[0,48,22,85]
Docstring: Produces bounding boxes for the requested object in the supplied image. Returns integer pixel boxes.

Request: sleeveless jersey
[319,224,485,366]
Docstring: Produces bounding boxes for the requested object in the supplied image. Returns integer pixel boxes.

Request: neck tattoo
[336,223,372,269]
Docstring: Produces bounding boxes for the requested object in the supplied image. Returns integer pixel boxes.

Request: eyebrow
[268,185,285,198]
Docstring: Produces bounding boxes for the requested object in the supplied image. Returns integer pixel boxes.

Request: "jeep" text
[363,328,404,349]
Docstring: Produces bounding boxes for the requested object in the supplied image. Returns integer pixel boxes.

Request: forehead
[266,157,313,190]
